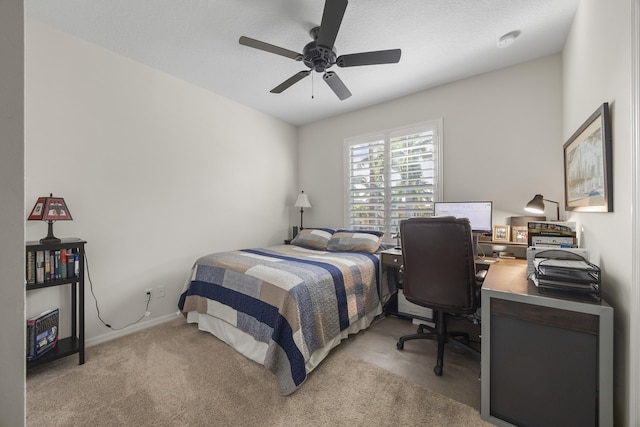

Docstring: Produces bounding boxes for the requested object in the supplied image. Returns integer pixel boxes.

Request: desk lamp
[294,191,311,230]
[28,193,73,244]
[525,194,559,221]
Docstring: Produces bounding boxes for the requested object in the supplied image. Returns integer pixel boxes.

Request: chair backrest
[400,216,478,315]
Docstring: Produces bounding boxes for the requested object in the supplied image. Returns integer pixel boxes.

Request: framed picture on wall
[492,225,510,242]
[563,103,613,212]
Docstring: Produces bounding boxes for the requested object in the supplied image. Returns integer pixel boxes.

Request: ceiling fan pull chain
[311,72,315,99]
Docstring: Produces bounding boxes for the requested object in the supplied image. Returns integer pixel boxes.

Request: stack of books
[531,251,601,301]
[527,221,577,248]
[26,249,79,285]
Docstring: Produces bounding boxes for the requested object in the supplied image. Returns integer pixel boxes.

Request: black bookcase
[26,238,86,369]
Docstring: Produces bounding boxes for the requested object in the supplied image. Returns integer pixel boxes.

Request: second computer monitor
[433,201,493,234]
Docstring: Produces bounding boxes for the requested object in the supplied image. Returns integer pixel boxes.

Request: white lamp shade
[294,192,311,208]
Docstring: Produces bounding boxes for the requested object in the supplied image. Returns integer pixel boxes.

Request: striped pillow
[290,228,334,250]
[327,230,384,254]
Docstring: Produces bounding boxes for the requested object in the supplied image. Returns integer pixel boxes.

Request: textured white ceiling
[25,0,580,126]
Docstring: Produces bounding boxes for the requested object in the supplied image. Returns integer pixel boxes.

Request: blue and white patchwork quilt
[178,244,380,395]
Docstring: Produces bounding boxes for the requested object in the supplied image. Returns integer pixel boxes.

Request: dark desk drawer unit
[481,259,613,427]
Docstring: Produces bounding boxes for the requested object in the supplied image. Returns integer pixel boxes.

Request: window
[344,120,443,239]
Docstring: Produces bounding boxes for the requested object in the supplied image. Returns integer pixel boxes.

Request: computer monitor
[433,201,493,234]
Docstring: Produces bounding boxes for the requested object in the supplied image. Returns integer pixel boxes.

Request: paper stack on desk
[526,247,589,275]
[531,250,601,301]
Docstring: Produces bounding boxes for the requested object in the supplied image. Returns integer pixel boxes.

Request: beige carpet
[27,317,491,426]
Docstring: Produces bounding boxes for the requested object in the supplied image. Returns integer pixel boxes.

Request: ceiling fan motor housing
[303,40,336,72]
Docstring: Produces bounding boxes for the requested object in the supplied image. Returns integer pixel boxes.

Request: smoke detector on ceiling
[497,31,521,48]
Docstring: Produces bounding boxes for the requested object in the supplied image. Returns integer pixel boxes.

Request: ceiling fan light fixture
[497,30,521,48]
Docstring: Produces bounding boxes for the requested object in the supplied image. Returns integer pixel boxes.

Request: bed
[178,228,383,395]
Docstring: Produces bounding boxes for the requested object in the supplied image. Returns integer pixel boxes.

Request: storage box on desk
[533,251,601,302]
[397,289,434,320]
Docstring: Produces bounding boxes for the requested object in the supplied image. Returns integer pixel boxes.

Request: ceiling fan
[239,0,401,100]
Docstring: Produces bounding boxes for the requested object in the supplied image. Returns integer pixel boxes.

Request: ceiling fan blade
[323,71,352,100]
[316,0,348,50]
[270,71,311,93]
[336,49,402,67]
[239,36,302,61]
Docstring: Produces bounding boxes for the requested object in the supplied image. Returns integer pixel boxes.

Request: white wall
[0,2,26,425]
[25,20,298,345]
[563,0,634,424]
[298,54,564,230]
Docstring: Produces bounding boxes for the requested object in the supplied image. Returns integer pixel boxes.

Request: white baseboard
[86,311,183,348]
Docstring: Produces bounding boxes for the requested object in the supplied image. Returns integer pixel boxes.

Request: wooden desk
[481,259,613,427]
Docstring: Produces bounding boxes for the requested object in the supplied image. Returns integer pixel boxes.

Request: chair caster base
[397,340,404,350]
[434,365,443,376]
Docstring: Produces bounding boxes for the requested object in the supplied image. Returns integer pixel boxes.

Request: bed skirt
[185,302,381,377]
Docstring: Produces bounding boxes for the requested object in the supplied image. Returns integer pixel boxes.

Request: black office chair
[396,216,484,376]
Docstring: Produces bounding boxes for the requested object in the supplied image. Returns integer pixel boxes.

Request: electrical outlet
[144,288,153,301]
[157,285,165,298]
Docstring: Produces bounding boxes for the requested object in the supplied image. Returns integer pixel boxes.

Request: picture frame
[511,226,528,243]
[563,103,613,212]
[492,225,510,242]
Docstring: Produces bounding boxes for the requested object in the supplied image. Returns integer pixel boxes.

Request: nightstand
[380,248,402,270]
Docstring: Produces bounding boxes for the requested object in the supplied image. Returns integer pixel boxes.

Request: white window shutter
[345,120,443,239]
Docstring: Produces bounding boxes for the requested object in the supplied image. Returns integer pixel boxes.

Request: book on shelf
[67,249,75,278]
[35,251,45,284]
[26,308,59,361]
[26,251,36,284]
[44,250,51,282]
[53,250,60,280]
[74,252,79,277]
[60,249,67,279]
